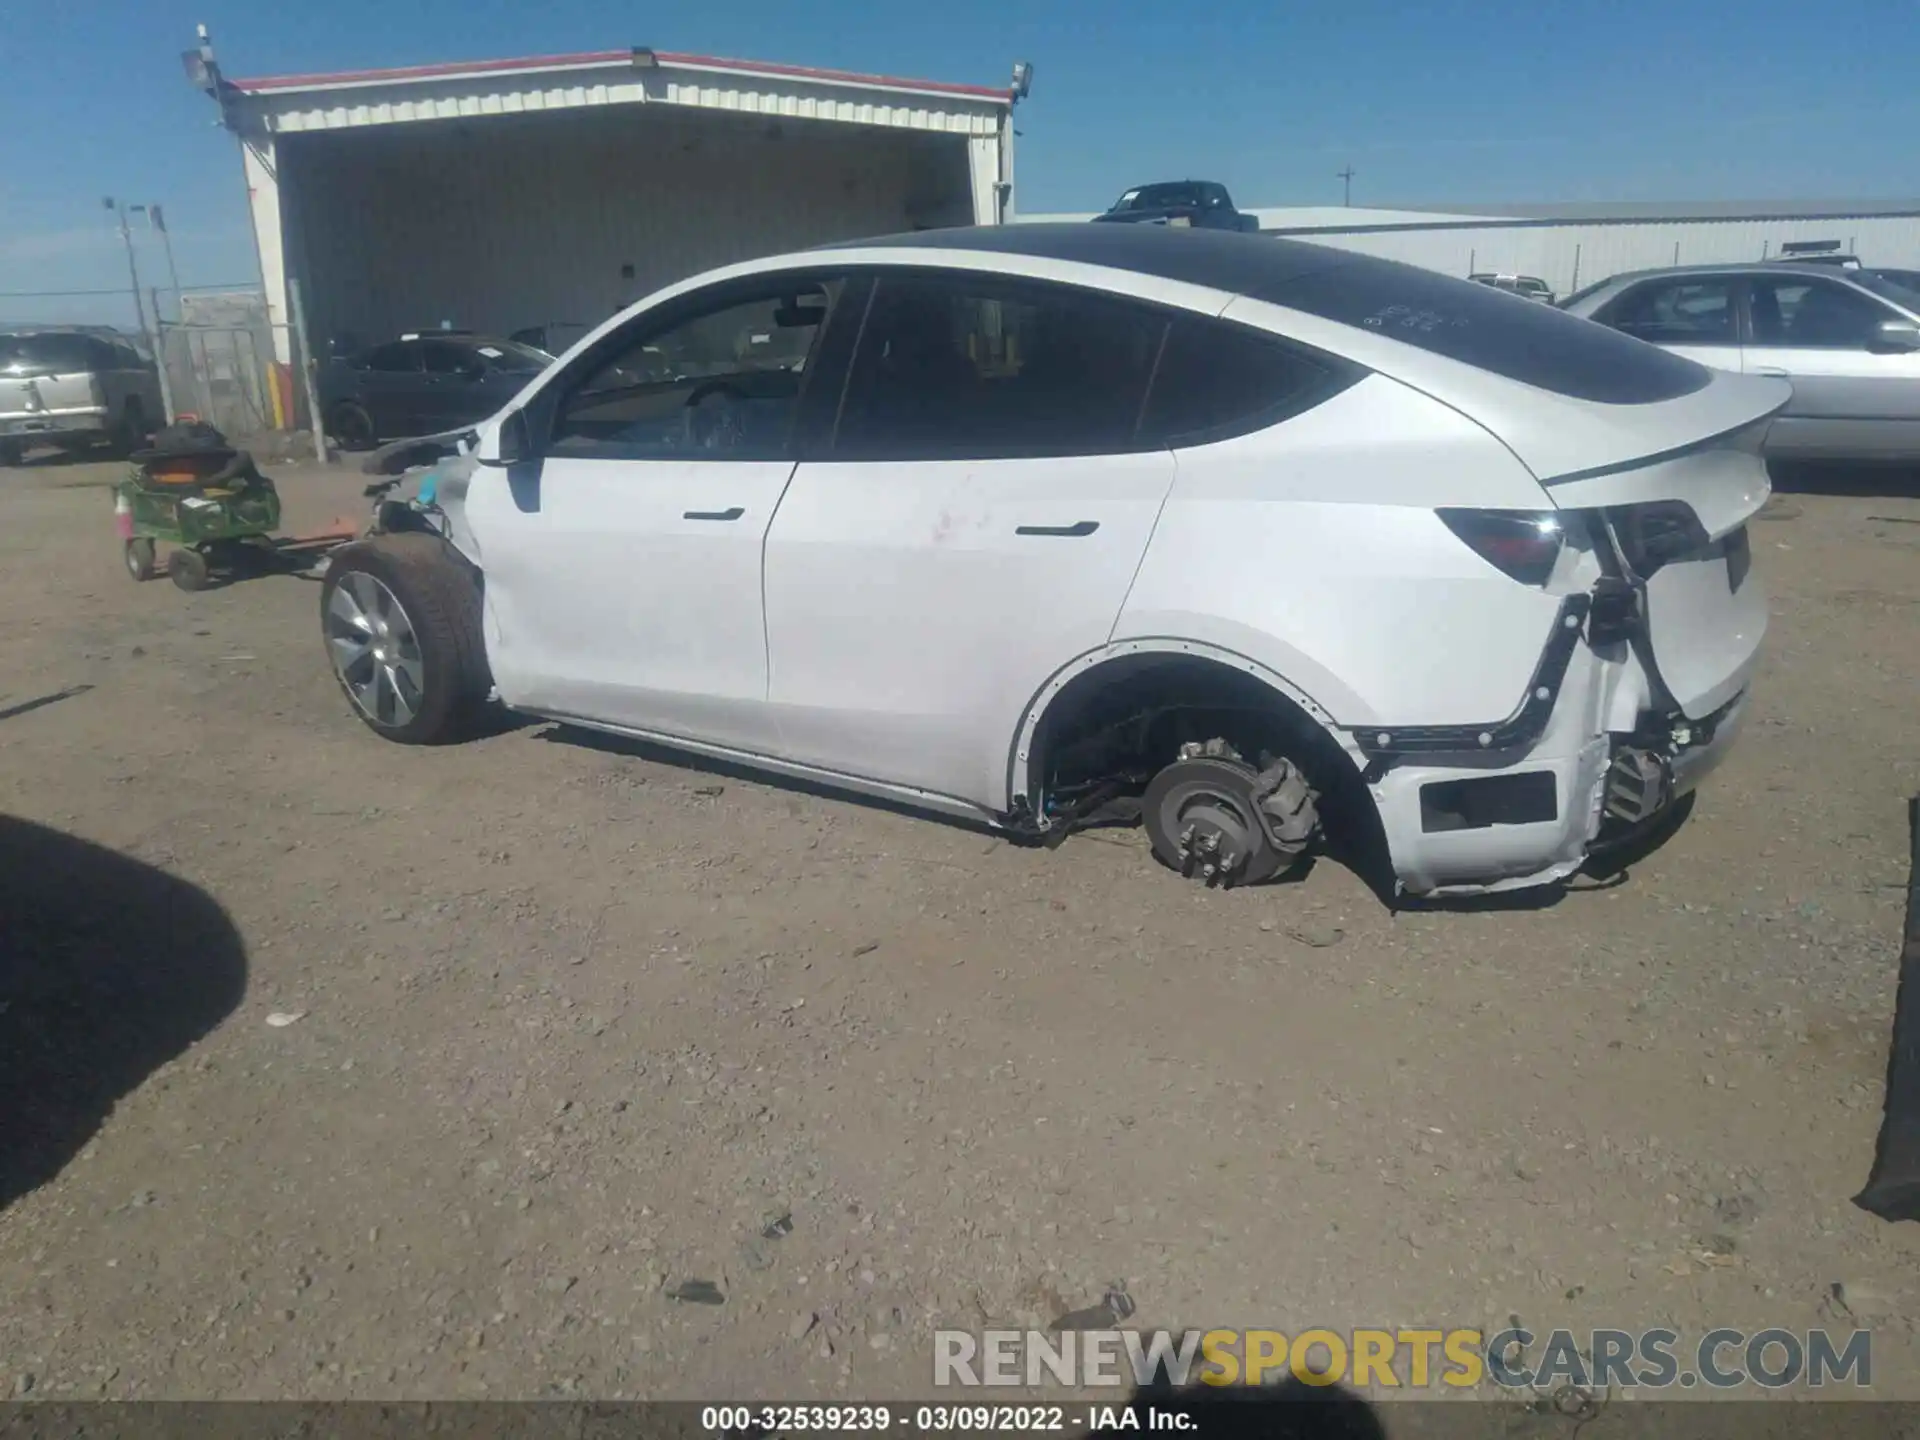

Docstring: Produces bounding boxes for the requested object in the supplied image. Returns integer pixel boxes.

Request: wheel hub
[325,570,426,729]
[1141,742,1320,890]
[1173,799,1259,883]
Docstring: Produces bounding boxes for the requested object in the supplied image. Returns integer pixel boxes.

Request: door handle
[1015,520,1100,537]
[1753,367,1790,378]
[684,506,745,521]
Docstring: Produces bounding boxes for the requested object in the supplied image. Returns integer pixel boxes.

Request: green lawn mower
[112,422,282,591]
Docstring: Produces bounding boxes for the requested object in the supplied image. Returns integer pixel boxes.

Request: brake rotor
[1143,754,1286,889]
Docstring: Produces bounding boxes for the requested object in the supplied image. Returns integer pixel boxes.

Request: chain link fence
[156,292,292,441]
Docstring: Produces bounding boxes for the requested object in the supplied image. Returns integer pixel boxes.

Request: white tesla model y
[320,225,1783,899]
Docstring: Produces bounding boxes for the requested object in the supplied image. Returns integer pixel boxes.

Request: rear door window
[832,274,1165,460]
[1140,318,1358,446]
[422,341,482,377]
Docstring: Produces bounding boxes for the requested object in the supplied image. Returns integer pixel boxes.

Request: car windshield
[472,340,555,373]
[1857,273,1920,314]
[1112,184,1201,211]
[0,333,95,376]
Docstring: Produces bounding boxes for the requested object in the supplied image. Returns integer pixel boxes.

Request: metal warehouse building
[1023,199,1920,298]
[192,36,1018,386]
[1262,199,1920,297]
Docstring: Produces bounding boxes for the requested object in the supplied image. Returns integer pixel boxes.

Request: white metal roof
[224,46,1013,138]
[1016,206,1502,228]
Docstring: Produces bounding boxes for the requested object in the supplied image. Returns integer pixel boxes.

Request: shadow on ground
[0,815,247,1211]
[1768,460,1920,500]
[1,444,124,470]
[1128,1377,1386,1438]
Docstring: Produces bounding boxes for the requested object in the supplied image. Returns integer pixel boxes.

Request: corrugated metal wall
[283,104,973,349]
[1275,216,1920,295]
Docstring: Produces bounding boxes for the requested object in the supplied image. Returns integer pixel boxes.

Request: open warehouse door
[191,37,1020,425]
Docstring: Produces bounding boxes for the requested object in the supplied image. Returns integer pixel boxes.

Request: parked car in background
[321,333,556,449]
[509,322,592,355]
[0,327,160,465]
[318,224,1782,901]
[1468,273,1555,303]
[1562,262,1920,460]
[1769,240,1860,269]
[1094,181,1260,232]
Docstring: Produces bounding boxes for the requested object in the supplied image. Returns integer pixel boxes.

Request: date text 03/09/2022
[698,1404,1188,1433]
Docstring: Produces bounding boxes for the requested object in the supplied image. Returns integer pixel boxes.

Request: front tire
[328,401,377,451]
[320,534,488,744]
[125,538,156,582]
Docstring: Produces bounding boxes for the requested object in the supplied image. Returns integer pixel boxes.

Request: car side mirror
[477,409,533,468]
[1867,318,1920,354]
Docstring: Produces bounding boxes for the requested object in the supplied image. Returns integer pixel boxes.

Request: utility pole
[131,205,184,321]
[1337,165,1356,207]
[102,197,156,364]
[133,205,184,422]
[148,286,178,423]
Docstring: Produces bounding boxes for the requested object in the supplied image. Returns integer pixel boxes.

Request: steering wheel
[683,382,748,452]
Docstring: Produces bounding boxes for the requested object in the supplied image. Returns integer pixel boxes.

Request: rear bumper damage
[1355,582,1754,899]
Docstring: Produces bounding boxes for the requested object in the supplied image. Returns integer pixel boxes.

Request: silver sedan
[1562,262,1920,460]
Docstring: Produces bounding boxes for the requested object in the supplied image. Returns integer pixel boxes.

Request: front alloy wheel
[327,570,426,730]
[318,535,489,745]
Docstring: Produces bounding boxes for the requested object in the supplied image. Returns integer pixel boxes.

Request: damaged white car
[321,225,1783,898]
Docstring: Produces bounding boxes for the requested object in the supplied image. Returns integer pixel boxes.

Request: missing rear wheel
[1142,741,1318,889]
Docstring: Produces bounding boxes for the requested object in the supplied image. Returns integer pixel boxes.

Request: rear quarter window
[1263,257,1713,404]
[0,334,97,374]
[1140,318,1359,446]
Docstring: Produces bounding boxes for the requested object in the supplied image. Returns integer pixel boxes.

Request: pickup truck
[1092,181,1260,233]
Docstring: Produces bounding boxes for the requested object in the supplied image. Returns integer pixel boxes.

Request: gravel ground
[1,452,1917,1406]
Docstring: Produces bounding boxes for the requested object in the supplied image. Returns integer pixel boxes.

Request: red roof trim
[230,47,1010,102]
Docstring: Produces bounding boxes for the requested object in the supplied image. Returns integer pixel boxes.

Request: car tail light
[1605,501,1710,578]
[1437,508,1564,586]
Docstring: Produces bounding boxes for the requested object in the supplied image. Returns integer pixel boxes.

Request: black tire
[328,401,377,451]
[167,548,209,592]
[319,534,489,745]
[125,538,156,582]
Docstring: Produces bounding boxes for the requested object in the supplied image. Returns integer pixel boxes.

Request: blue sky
[4,0,1916,328]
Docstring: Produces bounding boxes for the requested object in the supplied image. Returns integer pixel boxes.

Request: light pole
[129,205,184,320]
[102,198,157,362]
[130,204,187,420]
[1337,165,1356,207]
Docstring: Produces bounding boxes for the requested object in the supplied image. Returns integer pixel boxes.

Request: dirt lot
[1,451,1917,1406]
